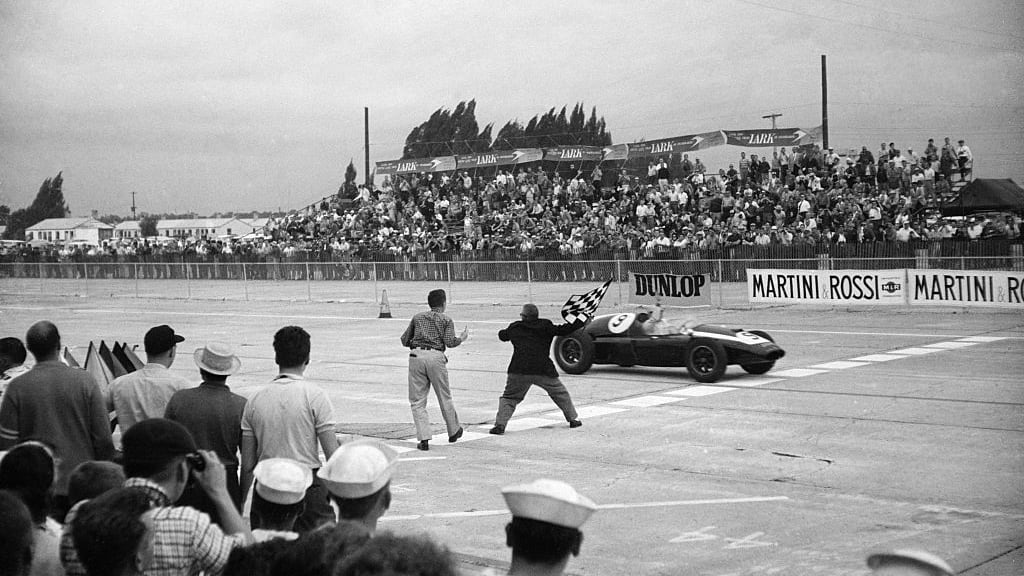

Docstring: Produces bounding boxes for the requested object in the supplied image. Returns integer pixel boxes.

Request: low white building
[155,217,255,239]
[25,218,114,246]
[114,220,141,239]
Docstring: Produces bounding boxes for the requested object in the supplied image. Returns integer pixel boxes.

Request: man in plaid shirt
[400,289,470,451]
[61,418,251,576]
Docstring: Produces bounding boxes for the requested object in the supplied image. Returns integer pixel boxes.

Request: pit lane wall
[748,269,1024,308]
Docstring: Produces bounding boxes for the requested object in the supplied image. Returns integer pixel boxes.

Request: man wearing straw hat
[501,478,597,576]
[165,342,246,527]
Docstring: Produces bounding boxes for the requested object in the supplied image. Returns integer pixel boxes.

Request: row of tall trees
[1,172,69,240]
[402,101,611,159]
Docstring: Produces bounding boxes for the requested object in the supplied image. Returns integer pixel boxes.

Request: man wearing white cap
[866,549,954,576]
[250,458,311,541]
[165,342,246,527]
[318,439,398,535]
[501,479,597,576]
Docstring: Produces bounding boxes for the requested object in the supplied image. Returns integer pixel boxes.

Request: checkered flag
[561,280,612,324]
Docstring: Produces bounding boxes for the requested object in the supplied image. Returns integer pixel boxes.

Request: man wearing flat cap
[165,342,246,527]
[60,418,252,576]
[502,479,597,576]
[318,439,398,535]
[112,324,192,431]
[866,549,954,576]
[490,304,583,435]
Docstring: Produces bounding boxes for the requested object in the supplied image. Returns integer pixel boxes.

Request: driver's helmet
[636,312,651,323]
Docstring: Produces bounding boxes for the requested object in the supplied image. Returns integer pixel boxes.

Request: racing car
[552,312,785,383]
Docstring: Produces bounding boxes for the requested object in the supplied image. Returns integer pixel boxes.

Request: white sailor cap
[866,549,954,575]
[501,479,597,529]
[253,458,312,505]
[317,440,398,499]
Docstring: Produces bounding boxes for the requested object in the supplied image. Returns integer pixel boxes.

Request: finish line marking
[383,495,790,522]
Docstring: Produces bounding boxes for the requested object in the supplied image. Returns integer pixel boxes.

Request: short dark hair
[0,490,34,576]
[506,517,583,565]
[0,441,55,525]
[329,483,390,521]
[0,337,27,366]
[72,488,152,576]
[270,520,371,576]
[25,321,60,359]
[334,532,457,576]
[250,490,304,532]
[225,538,294,576]
[427,289,447,309]
[274,326,311,367]
[67,461,126,509]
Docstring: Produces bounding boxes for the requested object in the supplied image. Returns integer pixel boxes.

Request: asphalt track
[1,284,1022,576]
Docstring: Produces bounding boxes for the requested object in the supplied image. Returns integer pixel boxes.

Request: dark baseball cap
[144,325,185,355]
[122,418,196,473]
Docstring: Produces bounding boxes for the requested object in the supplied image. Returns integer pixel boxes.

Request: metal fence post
[447,262,453,302]
[526,260,533,303]
[616,260,623,307]
[83,262,88,297]
[134,263,139,298]
[38,262,44,294]
[717,258,724,308]
[186,261,192,300]
[305,262,312,302]
[373,262,379,303]
[242,262,249,301]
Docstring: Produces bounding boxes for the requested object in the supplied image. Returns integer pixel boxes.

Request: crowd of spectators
[2,137,1020,266]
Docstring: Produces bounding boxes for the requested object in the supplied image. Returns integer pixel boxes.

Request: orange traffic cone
[378,289,392,319]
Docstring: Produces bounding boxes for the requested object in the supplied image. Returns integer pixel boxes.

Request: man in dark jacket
[490,304,584,435]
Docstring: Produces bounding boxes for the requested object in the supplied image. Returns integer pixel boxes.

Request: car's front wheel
[686,338,727,383]
[553,329,594,374]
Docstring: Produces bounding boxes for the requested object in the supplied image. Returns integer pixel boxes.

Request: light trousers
[408,350,460,440]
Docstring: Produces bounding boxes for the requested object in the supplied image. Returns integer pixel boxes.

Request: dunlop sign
[908,270,1024,308]
[628,272,711,306]
[747,269,906,305]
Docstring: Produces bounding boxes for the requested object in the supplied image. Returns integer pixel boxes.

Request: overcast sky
[1,0,1022,217]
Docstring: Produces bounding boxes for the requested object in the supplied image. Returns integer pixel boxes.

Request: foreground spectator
[0,442,62,576]
[223,538,293,576]
[0,337,29,400]
[0,489,35,576]
[241,326,338,533]
[866,549,954,575]
[111,325,190,431]
[165,342,246,527]
[318,439,397,535]
[333,532,457,576]
[0,321,115,518]
[501,479,597,576]
[70,488,155,576]
[249,458,311,540]
[67,461,126,511]
[61,418,252,576]
[268,521,371,576]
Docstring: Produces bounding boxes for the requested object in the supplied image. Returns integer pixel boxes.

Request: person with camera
[60,418,252,576]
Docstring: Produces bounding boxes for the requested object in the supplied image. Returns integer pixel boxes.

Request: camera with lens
[185,452,206,472]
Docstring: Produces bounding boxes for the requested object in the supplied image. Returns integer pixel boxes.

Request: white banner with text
[908,270,1024,308]
[747,269,907,305]
[628,272,712,307]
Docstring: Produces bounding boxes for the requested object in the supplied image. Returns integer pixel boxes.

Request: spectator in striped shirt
[61,418,252,576]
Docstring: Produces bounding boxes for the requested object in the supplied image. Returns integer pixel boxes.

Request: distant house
[155,217,255,239]
[25,218,114,246]
[114,220,141,239]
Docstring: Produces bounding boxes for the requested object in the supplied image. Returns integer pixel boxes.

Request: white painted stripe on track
[609,396,683,408]
[382,496,791,522]
[922,341,977,349]
[665,386,735,397]
[553,405,629,419]
[890,347,942,355]
[957,336,1007,342]
[810,361,871,370]
[399,456,448,462]
[725,377,785,388]
[771,368,830,378]
[850,354,909,362]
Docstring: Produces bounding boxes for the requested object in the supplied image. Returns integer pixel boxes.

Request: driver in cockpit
[637,302,673,335]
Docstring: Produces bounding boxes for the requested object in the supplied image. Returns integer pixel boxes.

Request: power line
[730,0,1020,52]
[829,0,1024,42]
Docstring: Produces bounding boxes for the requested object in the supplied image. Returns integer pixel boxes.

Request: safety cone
[378,289,393,318]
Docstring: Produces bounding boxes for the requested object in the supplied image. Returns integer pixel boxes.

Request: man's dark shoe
[489,425,505,435]
[417,440,429,451]
[448,427,464,443]
[569,420,583,428]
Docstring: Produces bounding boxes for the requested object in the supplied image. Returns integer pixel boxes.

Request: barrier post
[526,260,533,303]
[305,262,312,302]
[717,258,724,308]
[242,262,249,301]
[186,261,192,300]
[134,263,139,298]
[373,262,379,303]
[616,260,624,307]
[447,262,453,303]
[38,262,44,293]
[83,262,88,297]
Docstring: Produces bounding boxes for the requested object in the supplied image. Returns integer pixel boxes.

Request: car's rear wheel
[741,330,775,375]
[553,330,594,374]
[686,338,727,383]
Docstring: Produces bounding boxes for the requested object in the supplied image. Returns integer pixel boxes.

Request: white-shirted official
[250,458,311,541]
[501,479,597,576]
[318,439,398,534]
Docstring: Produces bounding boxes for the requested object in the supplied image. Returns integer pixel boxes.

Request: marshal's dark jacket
[498,317,583,377]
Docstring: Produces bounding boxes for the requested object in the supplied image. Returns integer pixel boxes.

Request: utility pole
[821,54,829,149]
[364,107,371,188]
[762,112,782,155]
[131,191,137,220]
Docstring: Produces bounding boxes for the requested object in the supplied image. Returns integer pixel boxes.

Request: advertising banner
[626,131,725,158]
[381,156,457,174]
[542,146,605,162]
[723,128,814,148]
[747,269,906,305]
[908,270,1024,308]
[375,160,399,176]
[455,148,543,168]
[628,272,711,307]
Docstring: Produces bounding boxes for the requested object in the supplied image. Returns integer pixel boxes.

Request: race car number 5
[736,331,767,343]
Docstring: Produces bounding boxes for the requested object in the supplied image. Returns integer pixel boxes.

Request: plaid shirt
[61,478,246,576]
[400,308,463,351]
